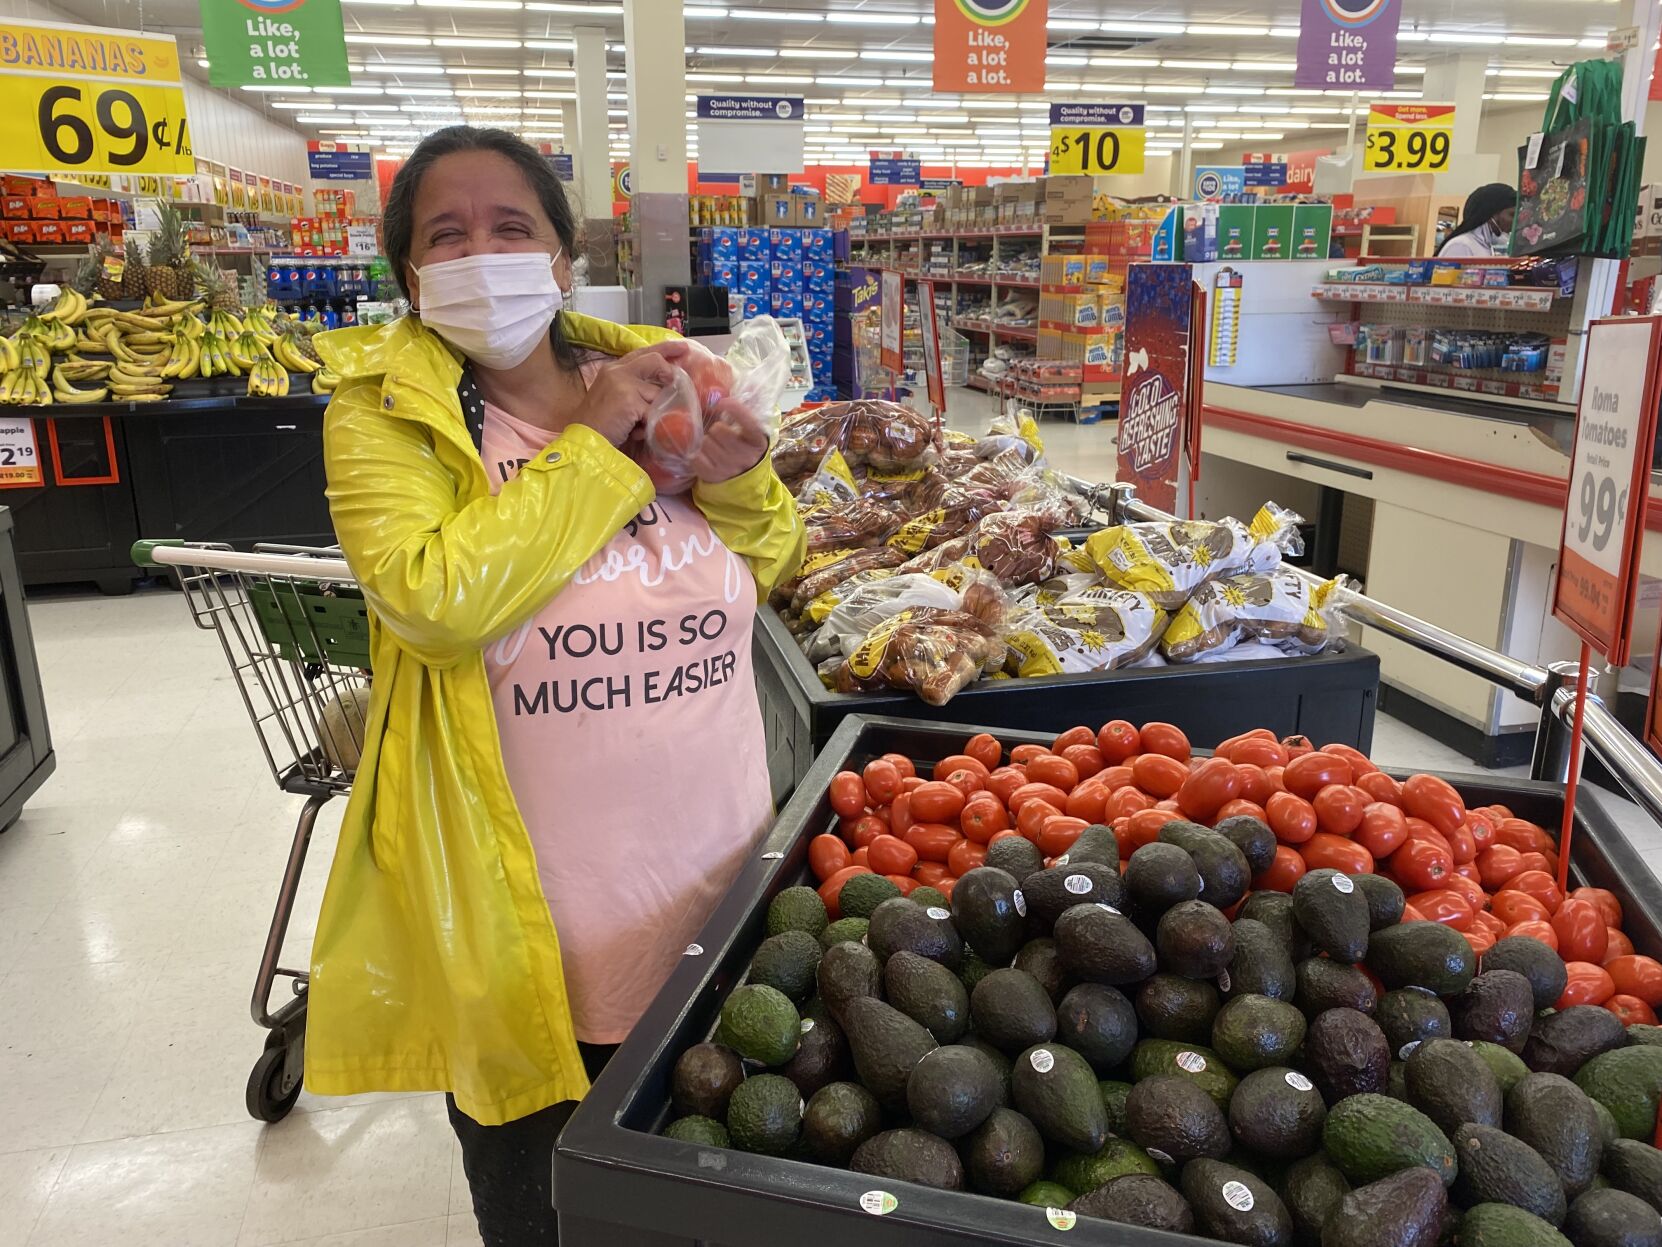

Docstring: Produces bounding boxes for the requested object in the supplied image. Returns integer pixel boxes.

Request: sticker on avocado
[1332,874,1355,894]
[1217,969,1232,992]
[1146,1147,1174,1165]
[684,943,704,956]
[1045,1208,1078,1231]
[1284,1071,1314,1092]
[800,1019,815,1034]
[1064,874,1093,895]
[762,851,783,860]
[1095,903,1121,915]
[927,907,951,920]
[1222,1181,1255,1212]
[1013,889,1027,917]
[1030,1048,1055,1074]
[1176,1050,1207,1073]
[859,1190,898,1216]
[1399,1040,1421,1060]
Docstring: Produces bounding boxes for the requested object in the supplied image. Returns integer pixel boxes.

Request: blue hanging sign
[870,157,922,186]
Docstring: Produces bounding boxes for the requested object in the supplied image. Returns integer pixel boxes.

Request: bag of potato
[1161,571,1344,663]
[1003,586,1167,678]
[832,606,1006,706]
[1084,503,1304,610]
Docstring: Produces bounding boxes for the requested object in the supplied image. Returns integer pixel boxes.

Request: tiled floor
[0,408,1648,1245]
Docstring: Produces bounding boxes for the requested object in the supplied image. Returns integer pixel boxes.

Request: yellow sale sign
[1364,102,1454,173]
[1048,126,1145,176]
[0,18,193,176]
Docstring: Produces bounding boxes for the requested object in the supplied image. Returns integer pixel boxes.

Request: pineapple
[144,203,190,300]
[72,250,103,298]
[118,244,146,300]
[92,240,122,299]
[193,261,241,314]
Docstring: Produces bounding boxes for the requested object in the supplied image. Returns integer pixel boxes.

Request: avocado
[839,872,902,920]
[1061,824,1122,869]
[1230,1066,1328,1159]
[1387,1059,1409,1103]
[1366,923,1476,997]
[725,1073,804,1155]
[1320,1165,1447,1247]
[1240,892,1312,963]
[960,1034,1014,1104]
[819,916,869,949]
[1506,1072,1604,1200]
[1594,1099,1624,1148]
[1471,1039,1533,1093]
[1306,1008,1391,1103]
[1159,900,1238,979]
[1377,988,1452,1059]
[718,984,800,1066]
[951,867,1027,967]
[1023,862,1127,933]
[1483,936,1569,1012]
[883,950,970,1043]
[1020,1179,1078,1207]
[1057,982,1139,1073]
[671,1042,745,1119]
[1404,1037,1503,1134]
[1215,814,1278,876]
[850,1127,964,1190]
[1450,970,1536,1054]
[1529,1007,1631,1079]
[767,885,829,938]
[1013,937,1068,1004]
[1055,902,1157,985]
[984,834,1045,881]
[1139,973,1224,1042]
[1297,957,1380,1018]
[1282,1153,1351,1244]
[1630,1025,1662,1049]
[1578,1047,1662,1139]
[749,930,823,1003]
[958,949,994,993]
[1565,1187,1662,1247]
[1161,825,1253,910]
[801,1081,881,1165]
[1182,1157,1295,1246]
[1228,919,1298,1002]
[971,967,1058,1054]
[906,1043,1001,1139]
[1100,1079,1134,1135]
[1322,1093,1457,1187]
[962,1106,1046,1196]
[1457,1203,1573,1247]
[816,940,882,1025]
[1452,1123,1567,1226]
[909,886,949,911]
[663,1115,730,1147]
[1603,1139,1662,1214]
[780,1001,850,1097]
[1293,869,1371,964]
[1132,1039,1240,1109]
[842,996,937,1111]
[1069,1172,1196,1232]
[1126,1072,1232,1164]
[1052,1138,1161,1193]
[1126,842,1203,920]
[1013,1043,1110,1153]
[1353,874,1407,932]
[1213,994,1308,1072]
[866,896,964,969]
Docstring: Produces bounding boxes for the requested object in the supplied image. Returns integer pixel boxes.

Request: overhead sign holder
[1364,103,1455,173]
[933,0,1047,93]
[695,95,805,176]
[869,155,922,186]
[198,0,350,89]
[307,141,371,181]
[1295,0,1401,92]
[1048,103,1146,176]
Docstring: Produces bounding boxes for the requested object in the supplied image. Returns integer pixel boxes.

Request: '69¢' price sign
[0,18,194,177]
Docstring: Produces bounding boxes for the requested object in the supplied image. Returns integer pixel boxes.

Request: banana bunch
[50,365,107,404]
[159,330,201,380]
[247,355,290,398]
[272,333,319,375]
[11,334,50,374]
[140,296,204,319]
[55,357,111,384]
[0,335,18,373]
[0,366,52,405]
[312,368,340,395]
[244,306,278,347]
[198,331,241,378]
[207,309,245,340]
[229,330,267,372]
[106,357,173,400]
[38,287,92,326]
[20,314,74,355]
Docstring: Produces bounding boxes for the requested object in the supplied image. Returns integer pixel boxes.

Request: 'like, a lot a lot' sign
[199,0,350,89]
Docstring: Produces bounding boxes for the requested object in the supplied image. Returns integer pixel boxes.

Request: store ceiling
[51,0,1628,166]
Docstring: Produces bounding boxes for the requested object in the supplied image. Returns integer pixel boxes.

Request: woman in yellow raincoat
[311,125,804,1245]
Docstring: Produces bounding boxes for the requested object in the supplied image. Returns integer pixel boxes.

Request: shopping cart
[131,540,369,1122]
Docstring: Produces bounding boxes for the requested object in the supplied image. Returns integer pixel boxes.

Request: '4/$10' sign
[199,0,351,89]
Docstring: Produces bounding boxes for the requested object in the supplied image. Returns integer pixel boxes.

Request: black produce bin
[555,714,1662,1247]
[754,606,1381,803]
[0,507,55,829]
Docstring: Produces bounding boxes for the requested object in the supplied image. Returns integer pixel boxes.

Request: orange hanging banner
[933,0,1048,94]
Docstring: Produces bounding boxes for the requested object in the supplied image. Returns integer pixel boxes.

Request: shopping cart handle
[131,539,185,568]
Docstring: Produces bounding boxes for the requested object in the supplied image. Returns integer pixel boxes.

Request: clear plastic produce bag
[805,567,1012,664]
[1084,502,1305,610]
[832,605,1007,706]
[1003,585,1167,678]
[1161,570,1345,663]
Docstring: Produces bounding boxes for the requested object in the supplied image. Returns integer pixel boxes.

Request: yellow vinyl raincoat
[307,311,804,1125]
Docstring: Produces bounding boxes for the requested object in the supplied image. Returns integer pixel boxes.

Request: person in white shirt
[1438,184,1517,258]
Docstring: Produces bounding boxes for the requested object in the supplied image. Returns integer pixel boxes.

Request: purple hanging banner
[1295,0,1400,92]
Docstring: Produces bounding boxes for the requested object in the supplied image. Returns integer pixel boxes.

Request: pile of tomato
[808,719,1662,1028]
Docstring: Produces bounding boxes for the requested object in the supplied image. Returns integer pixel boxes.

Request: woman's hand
[570,341,693,447]
[691,396,770,484]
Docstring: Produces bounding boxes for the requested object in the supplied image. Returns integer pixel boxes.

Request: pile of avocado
[663,817,1662,1247]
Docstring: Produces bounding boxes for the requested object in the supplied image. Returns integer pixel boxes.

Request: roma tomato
[1064,782,1110,824]
[850,815,889,849]
[1443,872,1489,915]
[1036,816,1088,858]
[1266,791,1319,845]
[1465,811,1497,853]
[1506,920,1559,951]
[850,847,870,869]
[1098,765,1135,793]
[1504,870,1564,915]
[1228,736,1289,768]
[1445,823,1476,866]
[912,861,950,887]
[935,755,990,782]
[829,772,867,819]
[1469,909,1508,938]
[1264,765,1288,794]
[933,877,957,902]
[1464,927,1497,956]
[941,769,985,801]
[1354,771,1404,806]
[1234,765,1275,808]
[1404,819,1452,854]
[1123,807,1180,854]
[1496,818,1555,855]
[1606,955,1662,1006]
[1132,753,1189,799]
[809,833,851,882]
[910,781,967,825]
[1606,995,1659,1026]
[904,822,961,863]
[1010,744,1050,766]
[1053,726,1097,754]
[1403,774,1467,836]
[1312,784,1368,836]
[1572,887,1623,927]
[986,767,1028,807]
[1062,744,1107,781]
[1284,752,1352,799]
[1300,832,1375,876]
[1107,786,1154,820]
[1010,782,1072,815]
[1177,758,1242,820]
[1026,754,1081,793]
[1017,799,1064,842]
[817,864,872,918]
[1475,845,1525,891]
[1453,862,1483,888]
[960,797,1010,843]
[1097,720,1140,763]
[1321,744,1378,777]
[1490,890,1552,926]
[884,873,918,897]
[1514,852,1552,878]
[1282,734,1314,758]
[862,759,902,805]
[963,733,1003,771]
[867,834,919,877]
[1409,889,1475,930]
[1217,798,1269,823]
[881,753,916,780]
[1606,928,1636,962]
[1557,962,1616,1008]
[1254,845,1308,893]
[1551,898,1609,964]
[1139,722,1191,761]
[1355,803,1409,859]
[1391,838,1454,891]
[889,793,913,837]
[947,838,988,878]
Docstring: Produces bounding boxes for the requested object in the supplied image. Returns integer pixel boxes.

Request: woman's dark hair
[383,125,579,366]
[1438,182,1516,255]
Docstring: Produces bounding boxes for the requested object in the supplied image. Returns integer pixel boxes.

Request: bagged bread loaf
[902,510,1060,587]
[833,606,1006,706]
[786,545,908,614]
[804,497,902,552]
[1161,571,1344,662]
[1003,585,1167,678]
[1084,503,1304,610]
[804,567,1011,664]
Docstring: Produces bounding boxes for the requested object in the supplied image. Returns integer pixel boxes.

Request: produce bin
[555,713,1662,1247]
[754,606,1381,803]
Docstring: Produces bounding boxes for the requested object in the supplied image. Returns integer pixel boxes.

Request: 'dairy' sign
[199,0,350,89]
[933,0,1047,93]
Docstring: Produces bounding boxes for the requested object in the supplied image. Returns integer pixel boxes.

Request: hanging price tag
[1363,103,1455,173]
[1048,103,1146,176]
[0,419,43,489]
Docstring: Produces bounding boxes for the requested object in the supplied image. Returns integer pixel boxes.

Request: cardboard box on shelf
[62,220,95,244]
[33,221,63,243]
[56,197,92,220]
[29,198,60,220]
[759,194,795,226]
[2,176,50,198]
[4,221,33,244]
[756,173,789,192]
[1041,254,1088,286]
[794,198,823,227]
[1,196,27,219]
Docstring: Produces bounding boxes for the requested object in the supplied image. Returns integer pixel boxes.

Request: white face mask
[413,249,566,370]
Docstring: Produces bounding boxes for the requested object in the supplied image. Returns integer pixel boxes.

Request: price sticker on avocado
[1364,103,1455,173]
[1048,102,1146,176]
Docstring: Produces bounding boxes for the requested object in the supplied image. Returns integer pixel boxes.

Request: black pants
[447,1042,616,1247]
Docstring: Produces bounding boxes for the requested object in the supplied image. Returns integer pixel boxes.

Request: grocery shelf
[1313,283,1557,312]
[991,325,1038,339]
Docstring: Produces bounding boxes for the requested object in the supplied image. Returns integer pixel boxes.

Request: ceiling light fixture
[525,1,622,10]
[778,47,856,58]
[416,0,523,9]
[1100,20,1182,34]
[730,6,823,18]
[825,12,919,25]
[361,62,445,73]
[696,45,774,56]
[432,36,522,46]
[345,33,430,44]
[1162,59,1231,70]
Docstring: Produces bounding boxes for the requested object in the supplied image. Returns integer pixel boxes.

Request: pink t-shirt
[481,387,772,1043]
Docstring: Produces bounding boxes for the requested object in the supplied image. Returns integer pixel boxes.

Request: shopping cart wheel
[247,1041,303,1122]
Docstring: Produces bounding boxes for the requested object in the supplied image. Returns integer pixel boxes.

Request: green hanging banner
[199,0,352,89]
